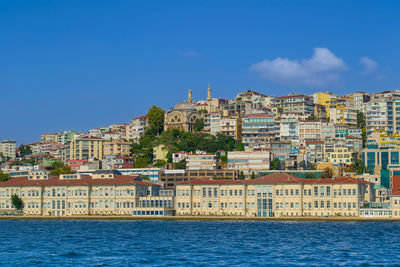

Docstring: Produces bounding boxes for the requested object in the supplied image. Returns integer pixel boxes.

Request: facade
[330,105,357,128]
[271,94,314,117]
[175,173,374,217]
[40,133,58,143]
[126,115,148,143]
[186,154,217,171]
[164,91,200,132]
[0,174,174,216]
[103,140,131,157]
[159,169,239,190]
[227,151,271,178]
[241,114,277,149]
[0,140,17,159]
[69,136,104,161]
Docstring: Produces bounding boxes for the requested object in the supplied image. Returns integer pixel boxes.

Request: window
[314,187,318,197]
[326,187,331,197]
[314,201,318,208]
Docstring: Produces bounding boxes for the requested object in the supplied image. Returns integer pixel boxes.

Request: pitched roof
[0,175,158,187]
[177,173,373,186]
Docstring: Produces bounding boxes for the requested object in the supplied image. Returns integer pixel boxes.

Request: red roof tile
[0,175,158,187]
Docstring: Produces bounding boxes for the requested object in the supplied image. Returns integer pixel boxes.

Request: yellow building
[176,173,374,217]
[103,140,131,157]
[328,146,353,165]
[313,92,338,118]
[0,173,174,216]
[329,105,357,128]
[153,145,168,163]
[69,136,104,160]
[391,192,400,217]
[379,133,400,148]
[40,133,58,143]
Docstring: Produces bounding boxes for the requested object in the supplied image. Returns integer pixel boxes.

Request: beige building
[164,90,200,132]
[186,154,217,170]
[175,173,374,217]
[0,140,16,159]
[103,140,131,157]
[69,136,104,161]
[0,173,174,216]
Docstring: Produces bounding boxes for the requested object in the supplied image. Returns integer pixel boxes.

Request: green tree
[270,158,280,170]
[174,159,186,169]
[18,145,32,157]
[357,111,366,128]
[194,118,205,132]
[134,157,150,168]
[251,171,256,179]
[147,105,165,136]
[239,171,245,180]
[11,194,23,210]
[0,170,11,182]
[153,160,166,167]
[49,166,73,176]
[322,167,333,178]
[235,142,245,151]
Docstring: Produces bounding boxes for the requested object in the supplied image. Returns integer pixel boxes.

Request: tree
[251,172,256,179]
[194,118,205,132]
[357,111,367,148]
[49,165,73,176]
[134,157,149,168]
[322,167,334,178]
[147,105,165,136]
[18,145,32,157]
[235,142,245,151]
[346,160,368,174]
[239,171,245,180]
[153,160,166,167]
[0,170,11,182]
[270,158,279,170]
[11,194,23,210]
[174,159,186,169]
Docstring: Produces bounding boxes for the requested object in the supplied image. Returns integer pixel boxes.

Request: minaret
[188,89,193,103]
[207,84,212,101]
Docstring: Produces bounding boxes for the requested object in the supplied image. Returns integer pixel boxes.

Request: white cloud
[250,48,348,86]
[360,57,378,74]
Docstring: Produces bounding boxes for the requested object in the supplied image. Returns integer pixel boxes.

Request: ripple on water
[0,220,399,266]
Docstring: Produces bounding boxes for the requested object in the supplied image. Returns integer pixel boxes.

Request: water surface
[0,220,399,266]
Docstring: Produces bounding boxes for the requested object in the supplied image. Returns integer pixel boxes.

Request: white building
[186,154,217,170]
[227,151,271,178]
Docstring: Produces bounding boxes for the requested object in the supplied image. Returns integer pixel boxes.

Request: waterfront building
[0,140,16,159]
[227,151,271,178]
[0,173,173,216]
[159,169,239,190]
[117,168,162,183]
[175,173,374,217]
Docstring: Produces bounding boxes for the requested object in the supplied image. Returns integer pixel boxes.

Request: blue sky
[1,1,399,144]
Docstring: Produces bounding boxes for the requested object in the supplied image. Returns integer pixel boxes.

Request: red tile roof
[0,175,158,187]
[177,173,373,186]
[243,113,274,118]
[273,94,308,100]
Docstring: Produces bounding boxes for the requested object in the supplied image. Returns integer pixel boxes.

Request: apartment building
[242,113,277,149]
[0,173,174,216]
[126,116,148,143]
[330,105,357,128]
[0,140,16,159]
[271,94,314,117]
[69,136,104,161]
[175,173,374,217]
[103,140,131,157]
[227,151,271,177]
